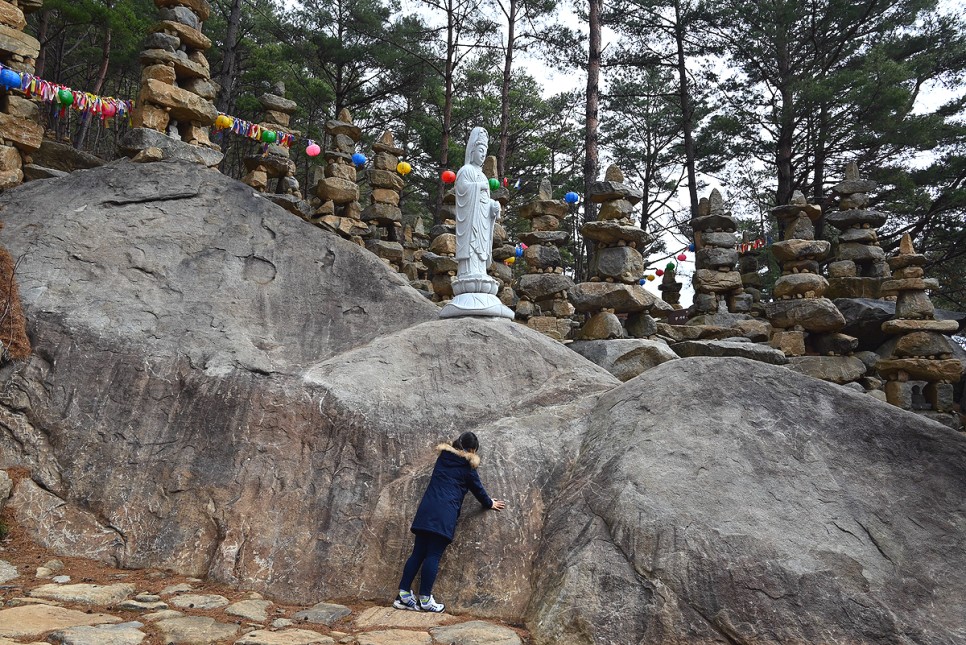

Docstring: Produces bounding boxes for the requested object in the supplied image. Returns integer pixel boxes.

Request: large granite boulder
[1,161,965,645]
[526,358,966,645]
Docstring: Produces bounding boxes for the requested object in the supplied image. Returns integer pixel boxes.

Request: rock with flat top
[48,621,145,645]
[154,617,237,644]
[0,605,120,639]
[29,583,134,607]
[430,621,522,645]
[235,629,335,645]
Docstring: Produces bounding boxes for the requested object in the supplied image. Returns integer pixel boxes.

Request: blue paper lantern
[564,191,579,204]
[351,153,366,166]
[515,246,523,258]
[639,278,647,285]
[688,242,695,252]
[0,68,21,91]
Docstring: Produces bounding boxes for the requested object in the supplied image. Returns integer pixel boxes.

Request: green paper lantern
[488,177,499,191]
[261,130,277,143]
[666,262,676,271]
[57,89,73,105]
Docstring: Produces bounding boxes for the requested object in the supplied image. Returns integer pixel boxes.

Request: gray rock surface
[0,560,17,584]
[569,339,678,381]
[1,162,965,645]
[836,297,966,350]
[525,358,966,645]
[119,129,224,167]
[291,602,351,625]
[48,621,145,645]
[671,339,789,364]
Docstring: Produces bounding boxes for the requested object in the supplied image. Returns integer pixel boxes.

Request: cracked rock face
[526,358,966,645]
[1,161,965,644]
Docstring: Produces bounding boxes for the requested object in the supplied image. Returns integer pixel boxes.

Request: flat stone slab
[430,620,522,645]
[356,629,431,645]
[235,629,335,645]
[353,606,456,630]
[117,599,168,611]
[226,599,273,621]
[48,621,146,645]
[671,340,788,365]
[292,602,351,625]
[169,593,229,610]
[0,560,17,584]
[0,605,121,638]
[160,583,193,595]
[30,583,135,606]
[570,339,678,382]
[154,616,238,643]
[785,356,867,384]
[140,610,183,622]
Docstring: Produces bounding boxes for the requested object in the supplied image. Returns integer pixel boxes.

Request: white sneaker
[392,591,419,611]
[419,595,445,613]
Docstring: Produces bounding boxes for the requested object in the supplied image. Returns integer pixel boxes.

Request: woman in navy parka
[392,431,505,613]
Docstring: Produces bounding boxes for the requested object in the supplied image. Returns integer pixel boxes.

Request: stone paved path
[0,528,527,645]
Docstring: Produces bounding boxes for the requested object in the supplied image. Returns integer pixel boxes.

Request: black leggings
[399,531,450,596]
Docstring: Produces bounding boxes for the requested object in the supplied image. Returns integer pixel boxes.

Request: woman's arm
[467,468,496,509]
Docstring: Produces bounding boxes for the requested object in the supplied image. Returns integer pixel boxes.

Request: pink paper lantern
[306,143,321,157]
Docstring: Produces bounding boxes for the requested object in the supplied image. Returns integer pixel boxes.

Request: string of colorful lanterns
[213,113,295,147]
[0,63,133,123]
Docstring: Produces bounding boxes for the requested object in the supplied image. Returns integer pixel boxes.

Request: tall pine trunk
[215,0,243,114]
[74,26,112,150]
[673,0,698,217]
[581,0,602,282]
[497,0,516,178]
[435,0,457,225]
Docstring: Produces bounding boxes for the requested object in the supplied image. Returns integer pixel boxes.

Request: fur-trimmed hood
[436,443,480,469]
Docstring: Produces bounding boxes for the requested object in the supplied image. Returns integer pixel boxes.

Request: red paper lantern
[677,253,687,261]
[441,170,456,184]
[655,269,664,276]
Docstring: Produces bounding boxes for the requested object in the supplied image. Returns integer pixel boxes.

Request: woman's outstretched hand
[491,499,506,511]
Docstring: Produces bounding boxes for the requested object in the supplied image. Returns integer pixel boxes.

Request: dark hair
[453,431,479,452]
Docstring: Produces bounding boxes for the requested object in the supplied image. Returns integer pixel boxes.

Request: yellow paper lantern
[504,257,515,265]
[397,161,412,175]
[645,274,655,281]
[215,114,233,129]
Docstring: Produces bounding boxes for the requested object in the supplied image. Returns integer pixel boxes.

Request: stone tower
[122,0,222,165]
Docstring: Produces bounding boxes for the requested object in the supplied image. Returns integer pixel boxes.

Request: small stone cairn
[124,0,221,165]
[737,231,764,305]
[657,263,682,308]
[362,131,406,272]
[483,156,518,313]
[765,190,865,384]
[875,234,962,429]
[515,178,574,340]
[688,189,752,322]
[825,162,890,299]
[242,84,302,205]
[568,165,659,340]
[0,0,44,190]
[315,108,366,244]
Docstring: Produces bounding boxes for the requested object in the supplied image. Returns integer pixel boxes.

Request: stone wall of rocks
[515,179,573,341]
[314,109,366,243]
[125,0,221,165]
[0,0,43,190]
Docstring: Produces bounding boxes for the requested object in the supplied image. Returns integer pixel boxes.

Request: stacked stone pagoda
[363,131,406,272]
[766,190,865,384]
[423,215,457,303]
[315,109,366,244]
[0,0,43,190]
[482,156,518,313]
[515,179,574,340]
[657,263,682,308]
[568,165,660,341]
[123,0,221,165]
[242,84,301,205]
[825,163,890,299]
[689,190,748,319]
[875,234,962,429]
